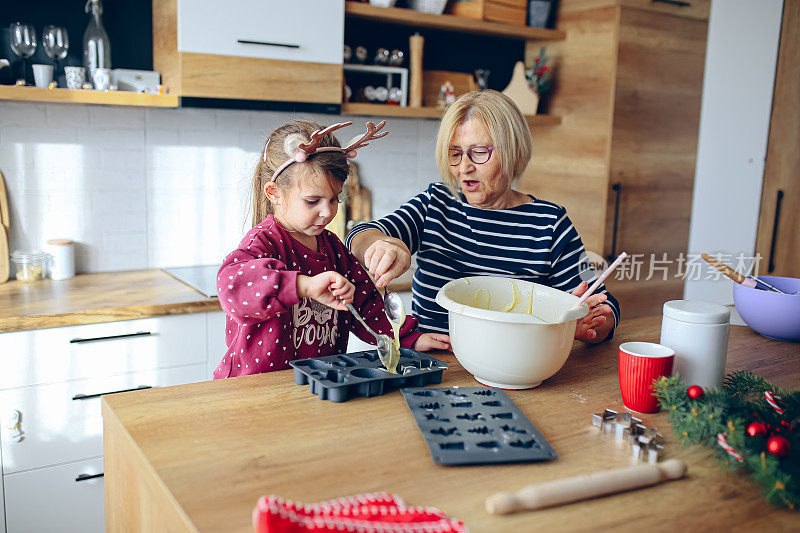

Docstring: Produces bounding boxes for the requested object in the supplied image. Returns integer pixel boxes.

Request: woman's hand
[413,333,451,352]
[363,237,412,288]
[297,272,354,311]
[571,281,615,344]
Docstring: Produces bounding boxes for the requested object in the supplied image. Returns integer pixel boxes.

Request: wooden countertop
[102,316,800,532]
[0,268,413,334]
[0,269,221,333]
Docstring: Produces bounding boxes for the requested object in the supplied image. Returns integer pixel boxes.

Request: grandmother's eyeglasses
[448,146,495,166]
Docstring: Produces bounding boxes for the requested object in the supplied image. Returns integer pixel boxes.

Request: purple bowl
[733,275,800,342]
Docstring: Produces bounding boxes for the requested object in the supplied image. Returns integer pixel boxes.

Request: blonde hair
[435,90,532,195]
[252,121,349,226]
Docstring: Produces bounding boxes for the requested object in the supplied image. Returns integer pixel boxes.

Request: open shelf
[345,2,565,41]
[0,86,179,107]
[342,102,561,127]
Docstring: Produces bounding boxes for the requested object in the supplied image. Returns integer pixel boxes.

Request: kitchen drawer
[177,0,343,65]
[622,0,710,20]
[1,364,207,474]
[4,456,104,533]
[0,313,207,389]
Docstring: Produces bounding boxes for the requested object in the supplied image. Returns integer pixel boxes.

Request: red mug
[618,342,675,413]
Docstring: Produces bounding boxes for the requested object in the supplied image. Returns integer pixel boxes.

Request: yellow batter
[467,282,534,314]
[385,319,401,374]
[502,281,519,312]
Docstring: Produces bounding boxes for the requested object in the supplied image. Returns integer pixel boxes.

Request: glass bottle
[83,0,111,72]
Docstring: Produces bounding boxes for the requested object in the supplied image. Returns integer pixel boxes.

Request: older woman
[346,90,619,343]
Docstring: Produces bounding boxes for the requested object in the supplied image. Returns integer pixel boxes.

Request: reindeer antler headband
[265,121,388,181]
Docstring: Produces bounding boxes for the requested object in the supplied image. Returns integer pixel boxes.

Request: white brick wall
[0,102,440,273]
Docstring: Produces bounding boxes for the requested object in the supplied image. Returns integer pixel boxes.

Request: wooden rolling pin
[485,459,687,515]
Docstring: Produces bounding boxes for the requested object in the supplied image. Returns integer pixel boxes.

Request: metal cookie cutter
[591,409,664,463]
[632,429,664,464]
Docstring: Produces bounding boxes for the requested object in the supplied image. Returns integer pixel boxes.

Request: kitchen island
[102,316,799,532]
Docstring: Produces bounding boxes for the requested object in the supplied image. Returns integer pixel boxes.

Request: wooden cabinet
[154,0,344,105]
[0,313,215,532]
[755,0,799,278]
[521,0,709,318]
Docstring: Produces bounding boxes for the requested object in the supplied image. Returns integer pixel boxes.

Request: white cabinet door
[4,457,104,533]
[0,364,207,474]
[206,311,227,379]
[177,0,343,64]
[0,313,207,389]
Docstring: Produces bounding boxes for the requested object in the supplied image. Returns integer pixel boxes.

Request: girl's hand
[297,272,354,312]
[571,281,615,344]
[363,237,411,288]
[413,333,451,352]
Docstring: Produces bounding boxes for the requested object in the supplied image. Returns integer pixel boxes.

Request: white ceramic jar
[45,239,75,280]
[660,300,730,389]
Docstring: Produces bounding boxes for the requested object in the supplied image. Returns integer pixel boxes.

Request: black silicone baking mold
[290,348,448,402]
[401,387,557,466]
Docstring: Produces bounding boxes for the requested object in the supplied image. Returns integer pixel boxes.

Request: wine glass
[43,26,69,85]
[9,22,37,85]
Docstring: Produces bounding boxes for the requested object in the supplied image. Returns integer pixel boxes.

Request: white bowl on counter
[435,276,589,389]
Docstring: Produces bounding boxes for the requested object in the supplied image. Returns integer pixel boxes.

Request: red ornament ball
[687,385,704,400]
[767,435,790,457]
[747,422,768,438]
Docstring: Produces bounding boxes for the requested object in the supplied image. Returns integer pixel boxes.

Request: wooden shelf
[342,102,561,127]
[0,86,179,107]
[345,2,565,41]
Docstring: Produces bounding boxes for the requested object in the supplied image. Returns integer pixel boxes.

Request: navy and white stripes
[346,182,621,334]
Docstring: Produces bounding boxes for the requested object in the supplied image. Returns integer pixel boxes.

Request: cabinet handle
[72,385,152,401]
[69,331,153,344]
[607,183,622,262]
[237,39,300,49]
[75,473,104,482]
[652,0,691,7]
[768,189,784,273]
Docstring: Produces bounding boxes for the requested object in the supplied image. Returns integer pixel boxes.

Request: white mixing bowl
[435,276,589,389]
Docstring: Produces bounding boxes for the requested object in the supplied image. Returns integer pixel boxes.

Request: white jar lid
[663,300,730,325]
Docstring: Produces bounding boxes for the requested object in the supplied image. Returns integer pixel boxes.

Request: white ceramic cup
[65,66,86,90]
[91,67,111,91]
[33,64,54,88]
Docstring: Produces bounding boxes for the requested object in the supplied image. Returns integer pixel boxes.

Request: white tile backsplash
[0,102,441,272]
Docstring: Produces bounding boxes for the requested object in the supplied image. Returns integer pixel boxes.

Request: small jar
[660,300,730,389]
[45,239,76,280]
[10,250,47,283]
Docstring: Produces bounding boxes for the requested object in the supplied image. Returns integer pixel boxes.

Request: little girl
[213,120,450,378]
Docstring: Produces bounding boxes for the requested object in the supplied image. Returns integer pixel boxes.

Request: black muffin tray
[401,387,557,466]
[290,348,448,402]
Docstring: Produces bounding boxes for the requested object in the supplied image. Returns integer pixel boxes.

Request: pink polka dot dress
[213,215,421,378]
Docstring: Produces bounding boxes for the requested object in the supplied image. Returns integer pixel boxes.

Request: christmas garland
[653,371,798,510]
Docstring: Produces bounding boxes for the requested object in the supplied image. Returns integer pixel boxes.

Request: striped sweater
[346,182,621,334]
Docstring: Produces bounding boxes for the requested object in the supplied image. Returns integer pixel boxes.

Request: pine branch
[654,372,799,510]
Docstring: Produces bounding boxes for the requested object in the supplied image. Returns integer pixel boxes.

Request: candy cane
[764,391,785,414]
[717,433,744,462]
